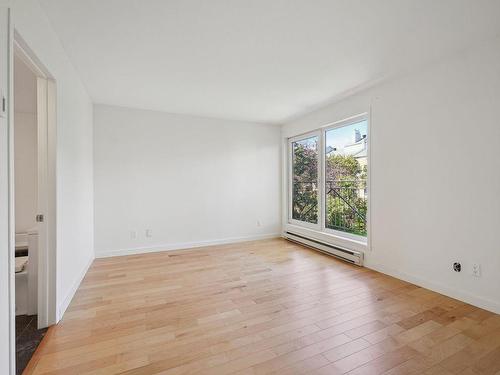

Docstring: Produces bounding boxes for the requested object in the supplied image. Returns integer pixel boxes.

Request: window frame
[322,114,369,242]
[287,113,370,249]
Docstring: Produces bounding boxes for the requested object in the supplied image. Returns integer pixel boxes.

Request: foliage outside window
[291,136,318,224]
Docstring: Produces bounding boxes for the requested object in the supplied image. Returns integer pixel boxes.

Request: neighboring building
[343,129,367,169]
[327,129,368,199]
[327,128,367,168]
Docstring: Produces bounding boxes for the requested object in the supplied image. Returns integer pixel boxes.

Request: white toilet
[15,228,38,316]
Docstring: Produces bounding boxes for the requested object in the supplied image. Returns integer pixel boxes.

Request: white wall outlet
[130,230,137,239]
[472,263,481,277]
[145,229,153,238]
[257,220,262,227]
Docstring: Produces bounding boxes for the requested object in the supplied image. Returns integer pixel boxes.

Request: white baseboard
[365,260,500,314]
[58,255,94,320]
[95,233,281,259]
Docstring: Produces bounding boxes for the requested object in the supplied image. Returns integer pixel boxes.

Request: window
[325,120,368,237]
[288,115,368,243]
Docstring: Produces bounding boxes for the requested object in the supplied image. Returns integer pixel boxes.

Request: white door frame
[1,7,57,372]
[11,26,57,336]
[2,7,16,374]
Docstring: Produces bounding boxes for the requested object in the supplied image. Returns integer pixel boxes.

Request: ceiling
[40,0,500,124]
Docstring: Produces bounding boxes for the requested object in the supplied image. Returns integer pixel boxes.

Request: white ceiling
[40,0,500,124]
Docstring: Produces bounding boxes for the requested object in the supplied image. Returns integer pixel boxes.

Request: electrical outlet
[145,229,153,238]
[130,230,137,239]
[472,263,481,277]
[257,220,262,227]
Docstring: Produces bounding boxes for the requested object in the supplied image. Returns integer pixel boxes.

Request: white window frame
[286,113,370,250]
[322,114,369,242]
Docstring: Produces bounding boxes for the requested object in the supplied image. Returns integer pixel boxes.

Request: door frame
[13,29,57,328]
[8,28,57,373]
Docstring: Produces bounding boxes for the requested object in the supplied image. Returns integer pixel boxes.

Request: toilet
[15,228,38,316]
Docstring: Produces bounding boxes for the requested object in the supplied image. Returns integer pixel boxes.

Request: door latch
[0,92,6,118]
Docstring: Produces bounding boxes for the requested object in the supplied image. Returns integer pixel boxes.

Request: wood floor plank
[25,238,500,375]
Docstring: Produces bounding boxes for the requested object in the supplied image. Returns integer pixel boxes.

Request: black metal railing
[326,180,366,236]
[292,180,367,236]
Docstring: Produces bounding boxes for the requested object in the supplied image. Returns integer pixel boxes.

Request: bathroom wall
[14,55,37,235]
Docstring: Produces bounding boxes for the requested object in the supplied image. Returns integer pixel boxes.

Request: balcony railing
[326,180,366,236]
[292,180,367,236]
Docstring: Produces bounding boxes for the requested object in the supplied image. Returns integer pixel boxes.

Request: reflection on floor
[16,315,47,375]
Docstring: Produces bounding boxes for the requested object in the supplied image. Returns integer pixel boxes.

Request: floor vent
[285,231,364,266]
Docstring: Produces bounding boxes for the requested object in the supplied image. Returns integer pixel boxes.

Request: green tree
[292,142,318,223]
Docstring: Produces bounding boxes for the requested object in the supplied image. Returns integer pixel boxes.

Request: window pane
[292,136,318,224]
[325,120,367,236]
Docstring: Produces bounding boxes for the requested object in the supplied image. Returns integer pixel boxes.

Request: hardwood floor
[25,238,500,375]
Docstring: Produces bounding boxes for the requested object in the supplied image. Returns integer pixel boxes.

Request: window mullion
[319,130,326,231]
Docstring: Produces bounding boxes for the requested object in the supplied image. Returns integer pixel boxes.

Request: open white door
[36,76,48,326]
[36,76,57,328]
[0,5,15,375]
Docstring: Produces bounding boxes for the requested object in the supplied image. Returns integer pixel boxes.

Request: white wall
[12,0,94,320]
[94,105,281,257]
[14,55,37,234]
[282,36,500,313]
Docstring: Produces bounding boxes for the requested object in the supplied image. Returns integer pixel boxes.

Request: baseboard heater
[285,231,364,266]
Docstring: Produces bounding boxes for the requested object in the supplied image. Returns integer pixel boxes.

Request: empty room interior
[1,1,500,374]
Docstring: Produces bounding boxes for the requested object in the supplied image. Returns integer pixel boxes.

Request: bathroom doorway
[13,33,57,374]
